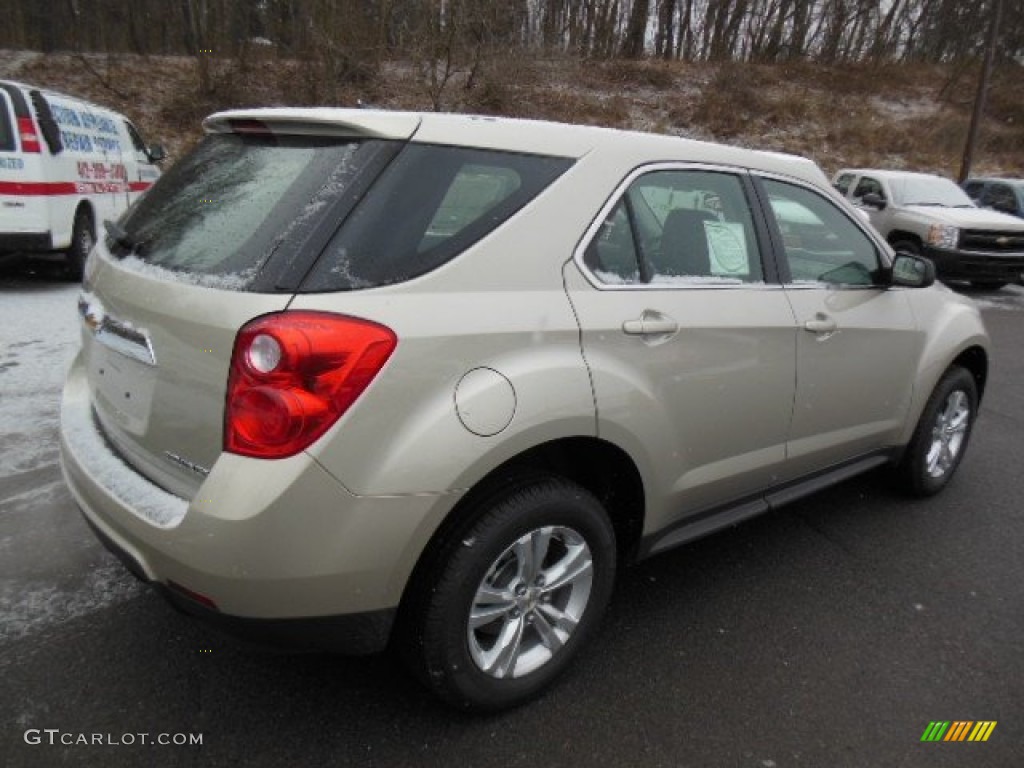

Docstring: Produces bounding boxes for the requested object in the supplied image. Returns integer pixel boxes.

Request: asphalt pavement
[1,266,1021,768]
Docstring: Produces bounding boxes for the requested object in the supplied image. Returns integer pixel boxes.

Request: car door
[755,175,924,477]
[564,165,798,535]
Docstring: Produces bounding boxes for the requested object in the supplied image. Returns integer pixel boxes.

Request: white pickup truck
[833,168,1024,290]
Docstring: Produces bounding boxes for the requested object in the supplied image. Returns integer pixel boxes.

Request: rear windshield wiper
[104,220,138,254]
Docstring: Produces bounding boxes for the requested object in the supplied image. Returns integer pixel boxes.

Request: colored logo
[921,721,997,742]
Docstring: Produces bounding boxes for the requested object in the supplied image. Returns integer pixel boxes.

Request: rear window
[113,135,571,292]
[112,133,384,289]
[300,144,573,291]
[0,94,14,152]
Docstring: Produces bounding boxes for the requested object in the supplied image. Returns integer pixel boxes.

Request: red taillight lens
[225,312,397,459]
[18,117,41,153]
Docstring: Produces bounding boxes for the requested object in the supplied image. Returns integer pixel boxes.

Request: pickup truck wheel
[403,475,616,711]
[896,366,977,497]
[65,210,94,282]
[970,280,1007,291]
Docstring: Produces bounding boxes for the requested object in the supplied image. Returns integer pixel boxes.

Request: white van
[0,80,164,278]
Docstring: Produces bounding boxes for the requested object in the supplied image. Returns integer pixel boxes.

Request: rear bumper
[81,511,395,654]
[59,352,458,654]
[923,244,1024,284]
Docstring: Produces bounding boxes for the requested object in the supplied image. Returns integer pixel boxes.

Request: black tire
[401,474,617,712]
[66,209,94,282]
[970,280,1007,291]
[890,239,921,257]
[896,366,978,497]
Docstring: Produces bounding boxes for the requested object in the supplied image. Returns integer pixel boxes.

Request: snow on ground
[965,283,1024,311]
[0,561,142,646]
[0,278,81,478]
[0,273,146,646]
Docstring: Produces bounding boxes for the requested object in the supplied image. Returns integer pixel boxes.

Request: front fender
[899,286,991,445]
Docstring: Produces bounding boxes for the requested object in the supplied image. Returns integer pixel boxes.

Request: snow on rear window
[114,254,258,291]
[112,134,366,290]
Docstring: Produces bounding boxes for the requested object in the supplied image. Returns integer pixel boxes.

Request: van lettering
[51,104,83,128]
[61,130,94,153]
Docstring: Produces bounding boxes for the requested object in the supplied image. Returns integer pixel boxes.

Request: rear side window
[300,145,572,291]
[0,94,14,152]
[114,134,382,289]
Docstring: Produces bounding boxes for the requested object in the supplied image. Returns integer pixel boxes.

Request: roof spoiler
[203,108,421,141]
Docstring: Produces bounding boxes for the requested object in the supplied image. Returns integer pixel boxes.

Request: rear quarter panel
[289,206,602,497]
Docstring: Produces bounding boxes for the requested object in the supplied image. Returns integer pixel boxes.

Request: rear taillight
[18,117,41,153]
[225,312,397,459]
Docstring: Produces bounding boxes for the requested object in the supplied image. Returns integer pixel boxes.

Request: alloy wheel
[467,525,593,679]
[926,389,970,479]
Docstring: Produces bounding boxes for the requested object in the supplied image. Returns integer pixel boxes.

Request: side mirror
[860,192,887,210]
[146,144,167,163]
[890,253,935,288]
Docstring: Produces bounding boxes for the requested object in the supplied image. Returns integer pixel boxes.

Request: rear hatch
[80,113,419,499]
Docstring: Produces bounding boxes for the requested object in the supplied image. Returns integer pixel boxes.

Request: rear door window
[583,169,766,285]
[301,145,572,292]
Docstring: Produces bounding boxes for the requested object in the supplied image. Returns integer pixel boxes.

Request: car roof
[205,107,831,189]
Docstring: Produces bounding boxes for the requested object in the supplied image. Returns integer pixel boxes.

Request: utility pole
[958,0,1004,183]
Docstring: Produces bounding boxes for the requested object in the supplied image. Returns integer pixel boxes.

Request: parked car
[61,109,990,711]
[833,168,1024,290]
[0,80,164,278]
[963,177,1024,219]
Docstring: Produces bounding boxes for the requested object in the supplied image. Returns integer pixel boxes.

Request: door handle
[622,311,679,336]
[803,315,837,334]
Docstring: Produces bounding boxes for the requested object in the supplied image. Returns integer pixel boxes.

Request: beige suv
[60,109,990,711]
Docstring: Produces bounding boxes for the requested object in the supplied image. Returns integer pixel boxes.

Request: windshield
[891,176,974,208]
